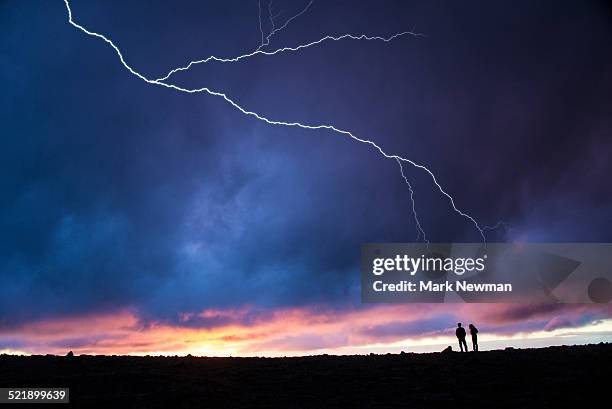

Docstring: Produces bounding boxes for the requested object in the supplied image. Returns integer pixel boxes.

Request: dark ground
[1,343,610,408]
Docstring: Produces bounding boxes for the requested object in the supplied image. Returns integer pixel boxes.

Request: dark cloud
[483,304,612,325]
[1,0,611,332]
[358,314,455,339]
[484,304,574,323]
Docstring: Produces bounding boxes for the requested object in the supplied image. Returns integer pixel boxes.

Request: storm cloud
[1,0,611,351]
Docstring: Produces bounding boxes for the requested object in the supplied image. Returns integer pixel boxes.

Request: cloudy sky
[1,0,612,355]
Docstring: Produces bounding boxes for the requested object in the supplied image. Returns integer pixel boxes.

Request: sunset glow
[3,304,611,356]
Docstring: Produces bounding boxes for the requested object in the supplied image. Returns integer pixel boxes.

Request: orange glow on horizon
[1,304,611,356]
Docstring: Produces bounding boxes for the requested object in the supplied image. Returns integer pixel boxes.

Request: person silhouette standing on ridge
[469,324,479,351]
[456,323,468,352]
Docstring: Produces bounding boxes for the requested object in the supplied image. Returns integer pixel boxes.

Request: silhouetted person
[469,324,479,351]
[456,323,468,352]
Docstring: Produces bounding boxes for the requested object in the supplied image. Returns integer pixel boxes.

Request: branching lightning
[63,0,490,242]
[156,31,423,82]
[255,1,313,52]
[396,159,428,243]
[483,221,511,234]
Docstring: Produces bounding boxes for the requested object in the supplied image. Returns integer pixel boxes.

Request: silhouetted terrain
[1,344,610,408]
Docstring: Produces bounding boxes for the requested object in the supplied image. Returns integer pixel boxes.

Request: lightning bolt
[483,221,511,235]
[396,159,428,243]
[62,0,489,242]
[258,1,265,48]
[255,1,313,52]
[156,31,423,82]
